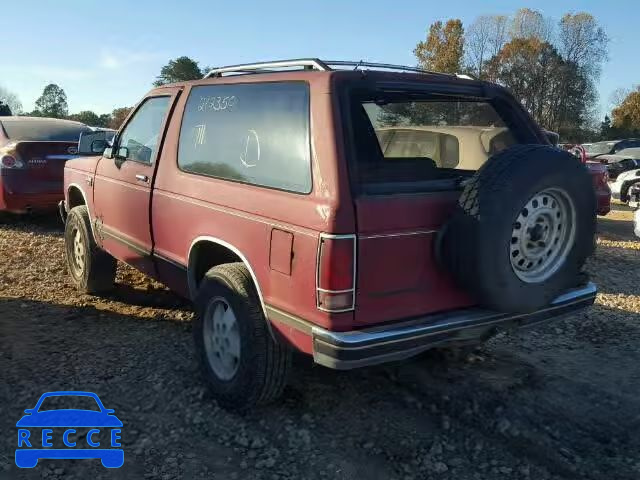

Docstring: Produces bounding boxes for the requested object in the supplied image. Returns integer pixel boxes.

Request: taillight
[316,233,356,312]
[0,155,24,169]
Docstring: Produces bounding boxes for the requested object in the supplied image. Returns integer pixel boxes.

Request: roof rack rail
[203,58,472,79]
[204,59,330,78]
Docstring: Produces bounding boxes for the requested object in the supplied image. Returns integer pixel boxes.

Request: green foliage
[109,107,132,130]
[414,19,465,73]
[0,102,11,116]
[67,110,103,127]
[154,56,204,86]
[34,84,68,118]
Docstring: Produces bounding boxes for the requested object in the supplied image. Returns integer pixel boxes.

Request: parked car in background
[0,117,91,213]
[596,148,640,180]
[628,183,640,209]
[584,139,640,159]
[557,142,610,215]
[609,167,640,203]
[61,59,597,410]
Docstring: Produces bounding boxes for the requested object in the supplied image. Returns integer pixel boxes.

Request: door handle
[135,174,149,183]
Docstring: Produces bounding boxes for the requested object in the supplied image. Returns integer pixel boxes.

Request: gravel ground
[0,204,639,480]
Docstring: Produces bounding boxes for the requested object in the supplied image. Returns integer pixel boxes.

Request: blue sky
[2,0,637,118]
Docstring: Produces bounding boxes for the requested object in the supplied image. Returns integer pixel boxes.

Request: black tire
[193,262,291,410]
[64,205,116,293]
[439,145,596,313]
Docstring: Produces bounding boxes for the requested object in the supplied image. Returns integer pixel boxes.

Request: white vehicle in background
[609,168,640,203]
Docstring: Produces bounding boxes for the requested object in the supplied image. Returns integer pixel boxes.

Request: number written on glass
[198,96,237,112]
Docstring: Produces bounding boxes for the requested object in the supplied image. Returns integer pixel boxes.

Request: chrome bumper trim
[311,282,597,370]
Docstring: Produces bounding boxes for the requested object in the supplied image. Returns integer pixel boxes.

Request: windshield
[38,395,101,412]
[1,119,91,142]
[584,142,615,155]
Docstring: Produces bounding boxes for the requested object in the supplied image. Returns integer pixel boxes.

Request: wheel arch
[67,183,89,210]
[187,236,268,320]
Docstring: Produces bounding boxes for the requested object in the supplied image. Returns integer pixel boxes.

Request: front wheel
[193,263,291,410]
[64,205,117,294]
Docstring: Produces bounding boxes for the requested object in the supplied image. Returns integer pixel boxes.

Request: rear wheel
[193,263,291,410]
[64,205,116,293]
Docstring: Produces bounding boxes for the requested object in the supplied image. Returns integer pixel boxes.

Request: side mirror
[78,131,108,155]
[91,139,108,154]
[116,146,129,159]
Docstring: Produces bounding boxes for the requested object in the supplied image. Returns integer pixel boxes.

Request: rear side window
[350,94,519,194]
[178,82,311,193]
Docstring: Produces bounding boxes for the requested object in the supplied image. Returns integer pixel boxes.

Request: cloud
[99,48,162,70]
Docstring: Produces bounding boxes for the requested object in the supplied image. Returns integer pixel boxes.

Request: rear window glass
[178,82,311,193]
[1,119,91,141]
[350,95,518,194]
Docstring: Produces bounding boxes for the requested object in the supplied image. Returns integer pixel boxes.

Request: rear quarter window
[177,82,311,193]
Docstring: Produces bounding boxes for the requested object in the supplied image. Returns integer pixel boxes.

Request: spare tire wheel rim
[203,296,241,380]
[509,188,576,283]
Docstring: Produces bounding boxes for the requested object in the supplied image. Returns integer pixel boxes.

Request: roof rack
[203,58,471,79]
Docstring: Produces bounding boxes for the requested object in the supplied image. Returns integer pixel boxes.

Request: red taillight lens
[317,234,355,312]
[0,155,23,169]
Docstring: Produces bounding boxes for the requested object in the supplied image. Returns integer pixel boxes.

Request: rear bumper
[0,177,62,213]
[311,282,597,369]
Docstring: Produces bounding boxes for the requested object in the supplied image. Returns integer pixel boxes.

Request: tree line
[1,31,638,141]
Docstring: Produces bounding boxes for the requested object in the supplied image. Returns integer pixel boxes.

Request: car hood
[63,155,101,174]
[16,410,123,427]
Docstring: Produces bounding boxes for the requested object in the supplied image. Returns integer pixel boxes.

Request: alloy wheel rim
[203,297,241,380]
[509,188,576,283]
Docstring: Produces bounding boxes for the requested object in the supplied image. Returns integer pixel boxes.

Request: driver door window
[117,96,170,164]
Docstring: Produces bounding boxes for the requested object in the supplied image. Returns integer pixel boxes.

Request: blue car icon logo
[16,391,123,468]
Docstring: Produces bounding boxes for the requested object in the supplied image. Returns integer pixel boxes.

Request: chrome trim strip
[46,155,79,160]
[265,305,314,334]
[360,229,438,240]
[317,288,354,294]
[313,282,596,348]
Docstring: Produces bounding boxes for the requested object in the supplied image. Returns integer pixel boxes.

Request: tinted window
[178,83,311,193]
[1,118,91,141]
[351,95,517,194]
[117,96,170,164]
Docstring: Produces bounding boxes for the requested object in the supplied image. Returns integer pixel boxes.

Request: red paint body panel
[585,161,611,215]
[354,194,473,326]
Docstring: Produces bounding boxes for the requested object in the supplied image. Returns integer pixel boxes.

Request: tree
[558,13,608,79]
[486,38,592,139]
[0,85,22,114]
[465,15,508,78]
[154,56,204,86]
[68,110,102,126]
[612,87,640,133]
[600,115,612,139]
[510,8,552,41]
[109,107,132,129]
[414,19,465,73]
[34,84,68,118]
[0,102,11,116]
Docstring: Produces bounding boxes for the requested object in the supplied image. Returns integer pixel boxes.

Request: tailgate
[354,193,474,327]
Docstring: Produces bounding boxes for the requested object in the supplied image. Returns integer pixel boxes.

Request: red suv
[61,59,597,409]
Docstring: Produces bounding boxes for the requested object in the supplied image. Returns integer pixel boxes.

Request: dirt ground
[0,204,638,480]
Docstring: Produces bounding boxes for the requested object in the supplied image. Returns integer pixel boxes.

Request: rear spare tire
[440,144,596,313]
